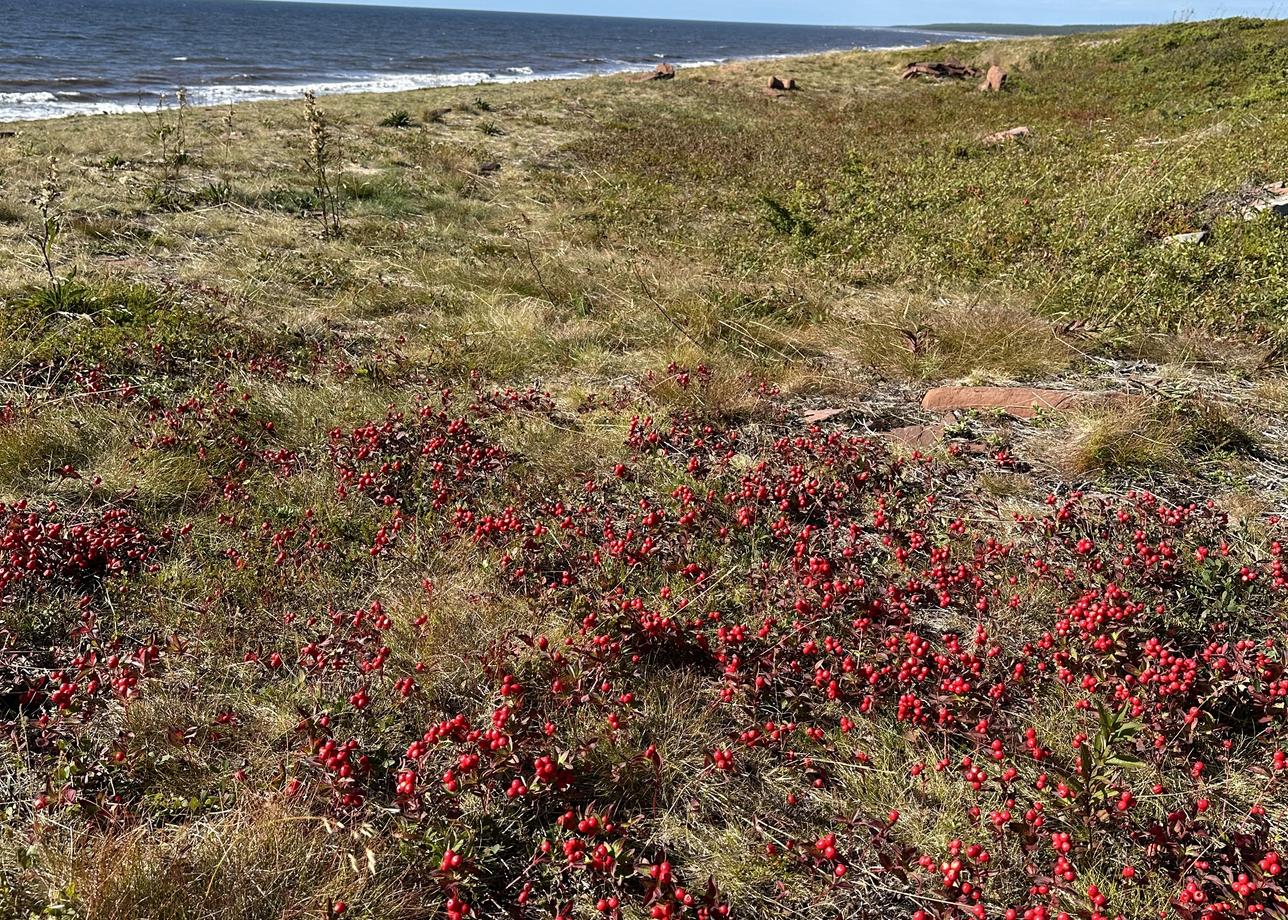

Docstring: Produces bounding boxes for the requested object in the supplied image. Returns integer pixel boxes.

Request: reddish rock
[884,423,946,448]
[921,386,1082,418]
[629,62,677,83]
[982,126,1031,145]
[800,407,846,424]
[979,65,1007,92]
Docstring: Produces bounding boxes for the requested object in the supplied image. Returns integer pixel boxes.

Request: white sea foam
[0,67,591,121]
[0,97,138,120]
[184,71,495,107]
[0,91,60,104]
[0,43,914,123]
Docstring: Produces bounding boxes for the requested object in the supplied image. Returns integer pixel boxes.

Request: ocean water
[0,0,987,122]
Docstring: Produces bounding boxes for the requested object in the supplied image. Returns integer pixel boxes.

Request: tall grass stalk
[29,157,62,283]
[304,91,342,239]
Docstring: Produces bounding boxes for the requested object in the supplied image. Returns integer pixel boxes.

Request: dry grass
[17,803,424,920]
[1058,398,1257,476]
[824,292,1075,381]
[1062,401,1187,475]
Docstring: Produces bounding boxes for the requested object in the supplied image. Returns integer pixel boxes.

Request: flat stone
[1164,230,1208,245]
[800,407,846,424]
[884,423,945,448]
[921,386,1083,418]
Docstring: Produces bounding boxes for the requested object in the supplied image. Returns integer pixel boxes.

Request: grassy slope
[901,24,1134,36]
[0,17,1286,920]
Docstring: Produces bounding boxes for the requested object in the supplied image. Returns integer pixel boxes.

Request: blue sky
[264,0,1285,26]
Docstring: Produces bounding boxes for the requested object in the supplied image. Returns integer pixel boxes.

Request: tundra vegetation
[0,17,1287,920]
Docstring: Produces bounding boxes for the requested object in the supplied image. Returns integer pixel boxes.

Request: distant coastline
[0,0,1000,123]
[896,22,1137,36]
[0,45,983,126]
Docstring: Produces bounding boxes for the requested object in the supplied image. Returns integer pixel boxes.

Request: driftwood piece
[901,60,979,81]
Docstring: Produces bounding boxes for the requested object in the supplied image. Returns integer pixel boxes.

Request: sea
[0,0,989,122]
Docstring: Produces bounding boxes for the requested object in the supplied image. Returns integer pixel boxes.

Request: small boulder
[1164,230,1208,245]
[629,62,677,83]
[979,64,1007,92]
[982,125,1031,145]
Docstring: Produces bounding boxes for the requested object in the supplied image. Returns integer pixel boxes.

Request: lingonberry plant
[3,357,1285,920]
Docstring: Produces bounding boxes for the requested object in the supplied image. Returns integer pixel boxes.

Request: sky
[260,0,1285,26]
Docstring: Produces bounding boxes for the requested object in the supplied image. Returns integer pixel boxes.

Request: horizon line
[217,0,1161,29]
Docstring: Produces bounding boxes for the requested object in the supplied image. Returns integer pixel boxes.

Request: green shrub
[378,109,414,128]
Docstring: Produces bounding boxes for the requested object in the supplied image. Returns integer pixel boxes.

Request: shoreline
[0,36,994,127]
